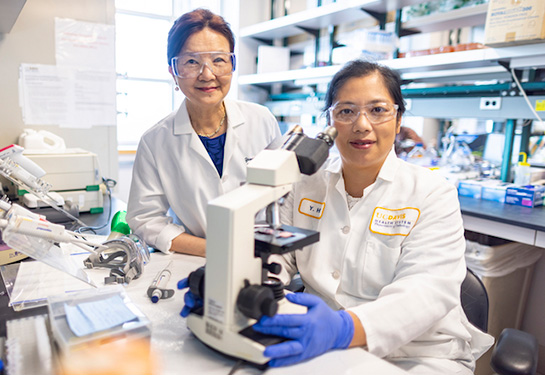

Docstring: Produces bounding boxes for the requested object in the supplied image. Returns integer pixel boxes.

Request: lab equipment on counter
[5,315,54,375]
[22,148,104,213]
[0,199,149,286]
[184,125,337,365]
[0,144,86,226]
[0,197,104,286]
[47,285,151,354]
[22,191,81,224]
[147,260,174,303]
[514,152,531,186]
[83,210,150,285]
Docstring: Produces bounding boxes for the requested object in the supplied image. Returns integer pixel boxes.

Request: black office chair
[461,268,539,375]
[286,270,539,374]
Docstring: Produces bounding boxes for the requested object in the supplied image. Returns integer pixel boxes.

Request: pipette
[147,261,175,303]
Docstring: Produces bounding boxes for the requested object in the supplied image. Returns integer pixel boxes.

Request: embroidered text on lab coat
[370,207,420,236]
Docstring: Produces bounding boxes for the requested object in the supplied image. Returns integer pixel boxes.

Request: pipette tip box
[47,285,151,354]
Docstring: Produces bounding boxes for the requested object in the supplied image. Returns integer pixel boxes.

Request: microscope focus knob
[188,266,205,299]
[237,283,278,320]
[264,262,281,275]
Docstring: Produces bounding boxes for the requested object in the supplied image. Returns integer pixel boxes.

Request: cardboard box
[484,0,545,47]
[0,233,28,265]
[505,185,545,207]
[257,46,290,74]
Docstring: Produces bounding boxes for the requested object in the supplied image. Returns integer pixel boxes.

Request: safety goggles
[328,102,399,125]
[171,51,236,78]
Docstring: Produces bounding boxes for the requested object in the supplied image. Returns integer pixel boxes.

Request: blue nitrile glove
[177,277,203,318]
[252,292,354,367]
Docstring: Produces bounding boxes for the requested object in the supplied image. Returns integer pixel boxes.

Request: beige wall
[0,0,118,182]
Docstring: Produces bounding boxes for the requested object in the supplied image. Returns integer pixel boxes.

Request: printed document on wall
[19,63,116,128]
[55,17,115,71]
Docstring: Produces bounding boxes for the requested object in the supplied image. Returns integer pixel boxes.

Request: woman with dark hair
[127,9,280,256]
[248,59,494,373]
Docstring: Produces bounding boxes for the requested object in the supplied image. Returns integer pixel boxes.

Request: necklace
[196,104,226,138]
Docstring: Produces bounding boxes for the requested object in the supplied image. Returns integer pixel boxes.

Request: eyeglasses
[328,102,399,125]
[171,51,236,78]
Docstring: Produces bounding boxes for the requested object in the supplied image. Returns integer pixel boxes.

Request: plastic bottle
[514,152,531,186]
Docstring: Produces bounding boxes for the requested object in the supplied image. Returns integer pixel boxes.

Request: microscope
[185,126,337,365]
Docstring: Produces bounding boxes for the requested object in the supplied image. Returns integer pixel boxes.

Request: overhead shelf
[402,3,488,34]
[265,95,545,120]
[239,0,428,41]
[238,43,545,86]
[239,0,379,40]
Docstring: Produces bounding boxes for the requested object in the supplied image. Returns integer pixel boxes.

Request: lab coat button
[341,226,350,234]
[332,270,340,279]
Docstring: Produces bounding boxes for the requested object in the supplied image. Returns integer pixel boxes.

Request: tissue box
[505,185,545,207]
[458,180,485,199]
[484,0,545,47]
[482,182,513,203]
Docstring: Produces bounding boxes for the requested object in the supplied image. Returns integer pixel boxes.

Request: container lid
[518,152,530,167]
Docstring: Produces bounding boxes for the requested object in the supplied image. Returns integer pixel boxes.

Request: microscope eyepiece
[316,126,338,148]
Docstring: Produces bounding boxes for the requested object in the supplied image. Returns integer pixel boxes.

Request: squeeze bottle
[514,152,531,186]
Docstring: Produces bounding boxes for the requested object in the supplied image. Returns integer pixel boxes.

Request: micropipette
[147,261,175,303]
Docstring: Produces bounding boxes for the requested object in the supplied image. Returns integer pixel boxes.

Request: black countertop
[458,196,545,233]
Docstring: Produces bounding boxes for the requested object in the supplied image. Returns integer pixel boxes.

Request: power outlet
[480,97,502,110]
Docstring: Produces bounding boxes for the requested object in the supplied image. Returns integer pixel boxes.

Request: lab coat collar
[377,147,400,182]
[323,146,399,183]
[173,98,245,135]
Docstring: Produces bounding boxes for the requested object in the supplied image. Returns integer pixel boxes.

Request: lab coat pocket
[344,240,401,299]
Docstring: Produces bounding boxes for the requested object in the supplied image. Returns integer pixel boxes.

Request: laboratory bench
[0,252,410,375]
[0,197,409,375]
[459,196,545,249]
[1,194,542,374]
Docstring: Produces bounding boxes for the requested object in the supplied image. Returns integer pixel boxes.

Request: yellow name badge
[369,207,420,236]
[298,198,326,219]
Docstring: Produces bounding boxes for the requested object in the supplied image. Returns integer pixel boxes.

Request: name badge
[298,198,325,219]
[369,207,420,236]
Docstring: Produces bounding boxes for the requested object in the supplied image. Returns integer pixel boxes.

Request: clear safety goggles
[328,102,399,125]
[171,51,236,78]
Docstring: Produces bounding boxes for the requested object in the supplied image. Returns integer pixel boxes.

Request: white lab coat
[274,149,493,372]
[126,98,280,253]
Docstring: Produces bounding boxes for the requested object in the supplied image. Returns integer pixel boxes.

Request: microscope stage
[254,224,319,255]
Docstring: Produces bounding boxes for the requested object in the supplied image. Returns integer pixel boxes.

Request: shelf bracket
[251,37,274,45]
[296,26,320,67]
[295,26,320,38]
[362,9,387,30]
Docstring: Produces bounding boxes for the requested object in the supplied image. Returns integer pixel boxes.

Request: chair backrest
[461,268,489,333]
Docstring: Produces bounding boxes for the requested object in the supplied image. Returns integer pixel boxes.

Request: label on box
[484,0,545,46]
[505,185,545,207]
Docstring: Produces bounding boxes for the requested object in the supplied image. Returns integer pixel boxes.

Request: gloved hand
[252,292,354,367]
[177,277,203,318]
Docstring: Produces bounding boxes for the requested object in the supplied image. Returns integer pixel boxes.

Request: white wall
[0,0,118,184]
